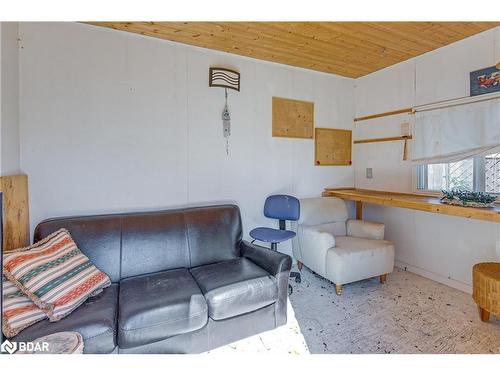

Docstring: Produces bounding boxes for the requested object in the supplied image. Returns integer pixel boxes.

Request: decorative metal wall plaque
[209,67,240,92]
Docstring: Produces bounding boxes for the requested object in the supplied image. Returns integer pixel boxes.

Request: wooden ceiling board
[87,22,500,78]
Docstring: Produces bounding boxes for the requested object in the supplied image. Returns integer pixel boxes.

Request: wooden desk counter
[322,188,500,223]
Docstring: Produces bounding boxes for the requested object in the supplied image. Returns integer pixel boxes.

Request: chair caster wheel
[290,271,301,284]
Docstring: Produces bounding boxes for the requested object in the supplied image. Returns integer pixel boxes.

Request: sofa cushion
[118,269,208,349]
[184,205,242,267]
[190,258,278,321]
[34,215,122,282]
[120,211,190,279]
[326,236,395,285]
[13,283,119,354]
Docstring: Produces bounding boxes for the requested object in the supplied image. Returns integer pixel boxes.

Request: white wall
[0,22,21,176]
[18,22,355,254]
[17,22,499,292]
[354,27,500,292]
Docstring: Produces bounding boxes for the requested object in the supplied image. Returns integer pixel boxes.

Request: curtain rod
[414,92,500,113]
[352,91,499,122]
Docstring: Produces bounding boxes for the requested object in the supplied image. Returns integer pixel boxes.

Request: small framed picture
[470,66,500,96]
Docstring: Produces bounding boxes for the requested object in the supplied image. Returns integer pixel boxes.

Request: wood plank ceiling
[88,22,500,78]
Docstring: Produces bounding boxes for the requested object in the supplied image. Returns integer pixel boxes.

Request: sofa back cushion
[184,205,242,268]
[33,204,242,281]
[34,215,122,282]
[121,210,190,279]
[298,197,348,226]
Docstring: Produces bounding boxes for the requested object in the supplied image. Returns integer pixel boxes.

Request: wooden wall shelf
[353,135,412,144]
[322,188,500,223]
[354,108,414,122]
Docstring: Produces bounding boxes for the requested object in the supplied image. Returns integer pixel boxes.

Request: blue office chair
[250,195,302,286]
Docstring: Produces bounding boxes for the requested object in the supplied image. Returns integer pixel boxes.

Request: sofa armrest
[240,240,292,327]
[240,240,292,277]
[346,219,385,240]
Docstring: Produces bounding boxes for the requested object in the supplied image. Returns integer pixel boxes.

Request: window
[417,153,500,194]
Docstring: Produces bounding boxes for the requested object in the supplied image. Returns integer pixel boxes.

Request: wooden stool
[472,262,500,322]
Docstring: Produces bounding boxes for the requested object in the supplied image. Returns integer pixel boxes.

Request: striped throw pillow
[2,276,47,338]
[3,228,111,322]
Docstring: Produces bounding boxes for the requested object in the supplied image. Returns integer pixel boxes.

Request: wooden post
[355,201,363,220]
[0,175,30,251]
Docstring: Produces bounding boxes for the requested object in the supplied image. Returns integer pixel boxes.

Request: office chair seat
[250,194,302,294]
[249,227,297,243]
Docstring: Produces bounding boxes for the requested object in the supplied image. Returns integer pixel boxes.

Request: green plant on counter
[441,189,497,206]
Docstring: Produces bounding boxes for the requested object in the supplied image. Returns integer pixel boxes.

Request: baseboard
[395,261,472,295]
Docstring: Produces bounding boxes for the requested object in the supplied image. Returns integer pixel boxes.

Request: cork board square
[272,97,314,139]
[314,128,352,166]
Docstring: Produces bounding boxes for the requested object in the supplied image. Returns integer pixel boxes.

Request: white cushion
[326,236,395,285]
[346,219,385,240]
[298,197,348,226]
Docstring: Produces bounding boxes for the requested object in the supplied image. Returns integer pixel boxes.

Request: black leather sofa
[11,205,292,353]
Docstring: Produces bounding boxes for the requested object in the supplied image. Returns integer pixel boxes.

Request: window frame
[415,155,499,198]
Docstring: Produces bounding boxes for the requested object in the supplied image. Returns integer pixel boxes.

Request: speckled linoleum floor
[289,266,500,354]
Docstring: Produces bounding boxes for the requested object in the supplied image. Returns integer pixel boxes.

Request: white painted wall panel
[363,204,500,293]
[354,59,415,117]
[415,29,495,105]
[495,26,500,64]
[0,22,21,175]
[18,23,355,256]
[19,23,190,229]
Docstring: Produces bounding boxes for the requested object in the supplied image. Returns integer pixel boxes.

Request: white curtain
[412,97,500,164]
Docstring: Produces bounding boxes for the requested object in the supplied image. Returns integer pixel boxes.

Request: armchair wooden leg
[335,284,342,296]
[478,307,490,322]
[379,274,387,284]
[297,261,303,271]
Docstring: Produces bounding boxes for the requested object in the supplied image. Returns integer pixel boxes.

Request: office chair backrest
[264,195,300,221]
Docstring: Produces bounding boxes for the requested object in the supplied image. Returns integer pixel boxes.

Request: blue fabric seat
[249,195,302,290]
[249,195,300,247]
[249,227,297,243]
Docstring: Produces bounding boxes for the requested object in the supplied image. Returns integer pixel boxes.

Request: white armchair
[292,197,394,295]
